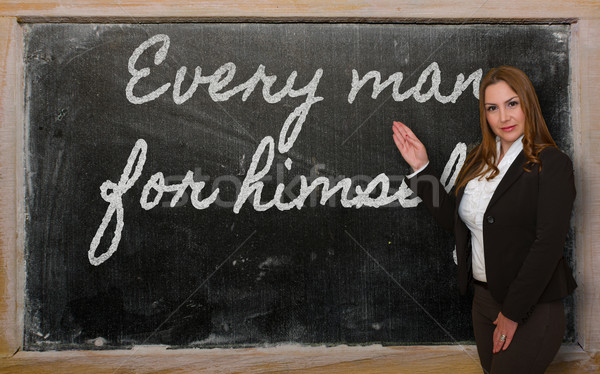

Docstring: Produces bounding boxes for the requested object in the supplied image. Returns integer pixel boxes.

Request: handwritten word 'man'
[348,62,482,104]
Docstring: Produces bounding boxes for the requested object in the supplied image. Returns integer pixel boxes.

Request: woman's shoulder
[537,146,574,173]
[538,146,572,164]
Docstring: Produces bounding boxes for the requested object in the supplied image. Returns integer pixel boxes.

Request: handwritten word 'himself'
[88,139,466,266]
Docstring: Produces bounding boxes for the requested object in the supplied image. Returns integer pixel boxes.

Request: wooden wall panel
[0,0,595,20]
[0,16,21,357]
[572,17,600,352]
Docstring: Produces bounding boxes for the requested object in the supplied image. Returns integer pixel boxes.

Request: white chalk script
[89,138,466,265]
[126,34,323,154]
[88,34,478,265]
[348,62,482,104]
[88,139,147,266]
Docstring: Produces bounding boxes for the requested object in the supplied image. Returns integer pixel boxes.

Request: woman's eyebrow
[484,96,518,106]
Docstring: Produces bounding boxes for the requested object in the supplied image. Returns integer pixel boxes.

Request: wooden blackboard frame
[1,1,599,372]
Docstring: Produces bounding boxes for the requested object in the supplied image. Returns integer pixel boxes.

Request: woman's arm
[392,121,456,231]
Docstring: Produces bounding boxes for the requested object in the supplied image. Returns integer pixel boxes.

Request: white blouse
[458,135,524,282]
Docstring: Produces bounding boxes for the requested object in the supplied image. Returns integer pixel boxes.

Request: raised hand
[392,121,429,172]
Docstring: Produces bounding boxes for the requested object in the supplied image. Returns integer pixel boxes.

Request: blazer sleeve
[501,148,576,323]
[405,163,456,232]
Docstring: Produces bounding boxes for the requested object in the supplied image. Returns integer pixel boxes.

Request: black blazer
[406,146,576,323]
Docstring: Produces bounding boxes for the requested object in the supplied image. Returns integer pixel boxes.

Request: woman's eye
[508,100,519,108]
[486,106,497,112]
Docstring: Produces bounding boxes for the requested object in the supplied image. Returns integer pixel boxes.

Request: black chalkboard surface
[23,23,572,350]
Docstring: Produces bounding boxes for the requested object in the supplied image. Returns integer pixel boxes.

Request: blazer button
[486,216,495,224]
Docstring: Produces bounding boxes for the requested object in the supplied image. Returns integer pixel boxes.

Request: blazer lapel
[487,151,526,208]
[455,183,466,214]
[454,183,466,230]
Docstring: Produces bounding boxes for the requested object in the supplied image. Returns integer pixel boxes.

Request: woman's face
[484,80,526,154]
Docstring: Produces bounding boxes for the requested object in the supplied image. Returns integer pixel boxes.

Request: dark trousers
[472,283,565,374]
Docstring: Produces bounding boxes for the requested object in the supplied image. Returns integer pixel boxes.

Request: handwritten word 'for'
[88,138,466,266]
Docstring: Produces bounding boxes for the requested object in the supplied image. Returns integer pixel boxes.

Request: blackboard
[23,23,573,350]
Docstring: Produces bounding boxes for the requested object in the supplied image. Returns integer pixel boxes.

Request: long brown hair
[455,66,557,194]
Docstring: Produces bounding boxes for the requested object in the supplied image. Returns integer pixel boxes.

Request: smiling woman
[394,66,577,373]
[483,81,526,159]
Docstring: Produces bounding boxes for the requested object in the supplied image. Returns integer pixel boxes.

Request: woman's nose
[499,107,509,122]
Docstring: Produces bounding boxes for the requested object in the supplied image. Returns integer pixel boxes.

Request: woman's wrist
[406,161,430,178]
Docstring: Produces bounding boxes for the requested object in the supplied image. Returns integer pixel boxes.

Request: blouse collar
[496,134,524,166]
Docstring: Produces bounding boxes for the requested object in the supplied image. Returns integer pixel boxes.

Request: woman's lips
[501,125,517,132]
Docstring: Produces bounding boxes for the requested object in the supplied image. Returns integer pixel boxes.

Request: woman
[392,66,576,373]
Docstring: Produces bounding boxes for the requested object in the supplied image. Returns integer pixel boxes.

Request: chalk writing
[89,137,466,265]
[88,34,476,265]
[126,34,323,154]
[88,139,147,266]
[348,62,482,104]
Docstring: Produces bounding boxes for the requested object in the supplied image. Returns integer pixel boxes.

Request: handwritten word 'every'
[89,138,466,266]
